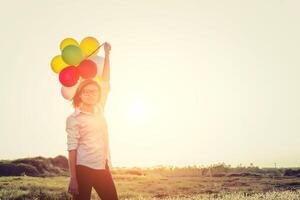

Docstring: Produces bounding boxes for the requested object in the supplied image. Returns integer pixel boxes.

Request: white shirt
[65,80,112,170]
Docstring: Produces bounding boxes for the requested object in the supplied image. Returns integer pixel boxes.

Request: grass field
[1,170,300,200]
[1,157,300,199]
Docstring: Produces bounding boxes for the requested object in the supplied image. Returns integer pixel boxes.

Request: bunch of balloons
[50,37,105,100]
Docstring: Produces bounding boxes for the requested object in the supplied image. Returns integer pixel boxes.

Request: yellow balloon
[97,76,103,82]
[80,37,100,58]
[94,76,102,84]
[60,38,79,51]
[50,55,68,73]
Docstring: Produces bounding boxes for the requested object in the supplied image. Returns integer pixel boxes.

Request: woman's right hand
[68,177,79,196]
[104,42,111,55]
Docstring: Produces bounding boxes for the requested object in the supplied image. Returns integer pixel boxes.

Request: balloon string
[85,43,105,59]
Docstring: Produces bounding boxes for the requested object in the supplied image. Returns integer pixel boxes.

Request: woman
[66,42,119,200]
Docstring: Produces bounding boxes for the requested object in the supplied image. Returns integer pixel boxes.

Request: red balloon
[59,66,79,87]
[78,59,97,79]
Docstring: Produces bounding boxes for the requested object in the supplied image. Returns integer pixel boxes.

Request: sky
[0,0,299,168]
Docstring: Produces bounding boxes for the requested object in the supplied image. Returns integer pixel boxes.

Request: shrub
[12,157,51,174]
[15,163,39,176]
[284,169,300,176]
[50,155,69,169]
[0,163,18,176]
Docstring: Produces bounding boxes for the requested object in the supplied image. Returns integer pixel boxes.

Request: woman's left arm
[102,42,111,82]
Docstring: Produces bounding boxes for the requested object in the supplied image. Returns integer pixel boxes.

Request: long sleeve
[66,116,80,151]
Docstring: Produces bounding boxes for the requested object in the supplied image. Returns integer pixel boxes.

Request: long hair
[72,79,101,108]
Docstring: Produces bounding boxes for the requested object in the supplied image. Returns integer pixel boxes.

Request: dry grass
[0,171,300,199]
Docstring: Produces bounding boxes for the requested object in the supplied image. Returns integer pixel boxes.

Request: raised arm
[102,42,111,82]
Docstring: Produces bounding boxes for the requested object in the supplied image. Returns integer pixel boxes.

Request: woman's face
[79,84,100,106]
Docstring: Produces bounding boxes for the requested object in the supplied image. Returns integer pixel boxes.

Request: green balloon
[61,45,84,66]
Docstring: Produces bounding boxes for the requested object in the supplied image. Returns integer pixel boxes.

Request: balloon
[80,37,100,58]
[59,66,79,87]
[61,45,84,66]
[61,81,79,100]
[90,56,104,76]
[50,55,68,73]
[95,76,102,84]
[77,59,97,79]
[60,38,79,51]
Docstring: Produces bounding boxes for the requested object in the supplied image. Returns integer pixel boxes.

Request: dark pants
[74,160,119,200]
